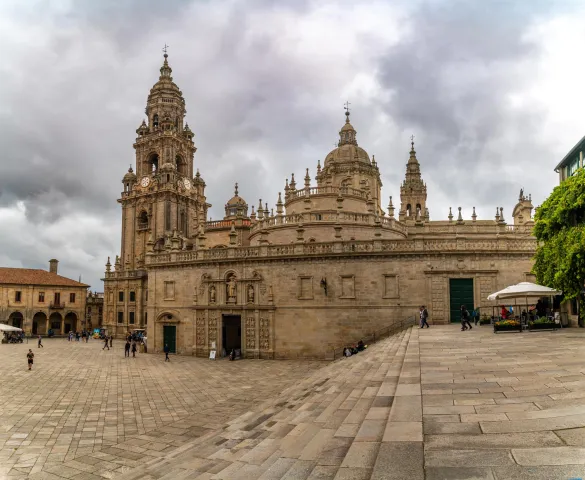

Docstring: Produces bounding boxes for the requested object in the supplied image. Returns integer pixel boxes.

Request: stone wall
[141,237,535,358]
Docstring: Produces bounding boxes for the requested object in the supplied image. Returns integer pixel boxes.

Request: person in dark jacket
[164,344,170,362]
[131,341,137,358]
[124,340,131,358]
[420,306,430,328]
[461,305,473,331]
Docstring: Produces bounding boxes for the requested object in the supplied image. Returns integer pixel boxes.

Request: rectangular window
[164,281,175,300]
[87,307,92,314]
[144,312,148,325]
[54,292,61,304]
[130,291,136,302]
[39,292,45,302]
[15,291,21,302]
[119,291,124,302]
[339,275,356,299]
[145,290,148,301]
[129,312,135,324]
[165,201,171,231]
[70,293,76,303]
[117,311,124,324]
[383,275,399,298]
[298,276,314,300]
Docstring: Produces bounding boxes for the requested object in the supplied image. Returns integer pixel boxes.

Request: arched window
[149,154,159,172]
[179,211,186,233]
[153,114,159,127]
[406,204,411,217]
[138,211,148,230]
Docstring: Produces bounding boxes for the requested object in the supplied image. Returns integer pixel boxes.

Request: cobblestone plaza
[3,326,585,479]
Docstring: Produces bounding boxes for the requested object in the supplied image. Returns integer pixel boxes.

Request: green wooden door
[449,279,474,323]
[163,325,176,354]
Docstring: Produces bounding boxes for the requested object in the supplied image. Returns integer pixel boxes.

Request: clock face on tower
[140,176,150,188]
[183,178,191,190]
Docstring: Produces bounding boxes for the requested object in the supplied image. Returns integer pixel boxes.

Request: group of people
[67,331,91,343]
[124,333,140,358]
[3,332,24,343]
[343,339,367,357]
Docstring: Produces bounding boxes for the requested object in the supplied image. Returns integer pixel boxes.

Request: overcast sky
[0,0,583,290]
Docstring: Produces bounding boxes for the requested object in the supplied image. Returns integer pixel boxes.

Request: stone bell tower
[399,137,429,222]
[103,51,209,336]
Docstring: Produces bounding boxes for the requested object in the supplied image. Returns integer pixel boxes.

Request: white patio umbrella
[0,323,23,332]
[487,282,561,301]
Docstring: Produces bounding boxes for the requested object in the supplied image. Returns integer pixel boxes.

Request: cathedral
[102,54,537,359]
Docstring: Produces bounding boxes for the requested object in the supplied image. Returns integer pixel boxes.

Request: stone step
[116,328,415,480]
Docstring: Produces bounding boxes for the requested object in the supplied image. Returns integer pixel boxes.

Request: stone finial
[495,207,500,222]
[264,203,269,217]
[372,154,376,167]
[499,207,505,223]
[105,257,111,272]
[448,207,453,222]
[234,182,239,196]
[388,196,395,219]
[457,206,463,223]
[276,192,284,215]
[472,206,477,222]
[289,173,296,190]
[257,199,264,219]
[316,159,321,174]
[304,168,310,189]
[250,205,256,221]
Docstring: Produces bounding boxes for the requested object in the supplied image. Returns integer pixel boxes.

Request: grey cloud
[375,0,561,212]
[0,0,576,289]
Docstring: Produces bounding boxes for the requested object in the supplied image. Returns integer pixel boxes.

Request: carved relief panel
[246,315,256,349]
[259,317,270,351]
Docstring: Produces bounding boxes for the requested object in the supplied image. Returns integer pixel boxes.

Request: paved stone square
[0,338,323,479]
[3,326,585,479]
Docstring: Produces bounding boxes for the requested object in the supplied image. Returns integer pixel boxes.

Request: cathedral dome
[122,166,136,183]
[226,183,247,207]
[225,183,248,218]
[324,110,371,166]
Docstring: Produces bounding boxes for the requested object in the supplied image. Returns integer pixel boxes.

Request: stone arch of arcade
[32,312,48,335]
[7,311,23,329]
[49,312,62,334]
[64,312,78,334]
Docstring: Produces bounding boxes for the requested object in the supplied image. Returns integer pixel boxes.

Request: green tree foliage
[533,168,585,302]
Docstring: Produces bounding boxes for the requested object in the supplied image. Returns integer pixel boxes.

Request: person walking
[124,340,131,358]
[37,335,43,348]
[27,349,34,370]
[164,343,170,362]
[131,341,137,358]
[461,305,473,331]
[102,336,110,350]
[419,306,430,328]
[109,335,113,348]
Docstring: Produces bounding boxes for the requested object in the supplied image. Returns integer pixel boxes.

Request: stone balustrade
[130,236,537,269]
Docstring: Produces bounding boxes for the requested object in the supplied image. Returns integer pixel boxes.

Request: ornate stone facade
[103,55,537,358]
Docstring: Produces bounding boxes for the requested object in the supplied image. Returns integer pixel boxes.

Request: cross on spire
[343,101,351,119]
[234,182,239,195]
[162,43,169,56]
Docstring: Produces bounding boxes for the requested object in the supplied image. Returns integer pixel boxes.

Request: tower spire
[160,44,172,79]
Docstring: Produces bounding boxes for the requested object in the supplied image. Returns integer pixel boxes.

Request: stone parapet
[144,236,537,267]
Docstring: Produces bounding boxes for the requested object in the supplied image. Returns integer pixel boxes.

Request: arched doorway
[32,312,48,335]
[8,312,23,329]
[64,312,77,334]
[49,312,62,334]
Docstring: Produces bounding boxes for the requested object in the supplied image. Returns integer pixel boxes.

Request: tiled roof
[0,268,89,287]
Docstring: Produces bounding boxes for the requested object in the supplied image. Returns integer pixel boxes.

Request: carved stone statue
[247,284,254,303]
[209,285,216,304]
[227,275,237,302]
